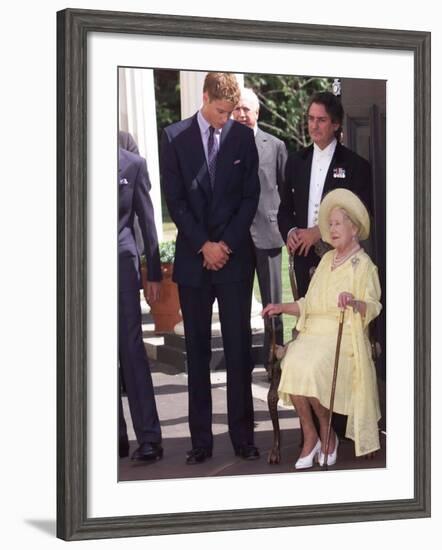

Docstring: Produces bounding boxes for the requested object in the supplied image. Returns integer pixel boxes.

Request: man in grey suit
[233,88,287,368]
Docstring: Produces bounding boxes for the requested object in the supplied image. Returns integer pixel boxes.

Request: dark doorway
[341,78,387,430]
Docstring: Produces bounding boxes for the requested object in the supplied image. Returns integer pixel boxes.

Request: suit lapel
[297,145,313,227]
[212,119,236,207]
[182,115,212,200]
[323,142,346,196]
[255,128,266,158]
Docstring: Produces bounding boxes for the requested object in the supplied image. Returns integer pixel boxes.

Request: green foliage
[244,74,332,153]
[140,241,175,266]
[154,70,181,145]
[159,240,176,264]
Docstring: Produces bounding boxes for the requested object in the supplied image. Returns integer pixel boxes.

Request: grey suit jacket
[250,128,287,249]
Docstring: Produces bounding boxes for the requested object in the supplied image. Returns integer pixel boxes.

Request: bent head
[201,73,240,129]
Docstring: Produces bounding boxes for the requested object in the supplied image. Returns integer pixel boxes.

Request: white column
[118,68,163,241]
[236,74,245,88]
[179,71,206,119]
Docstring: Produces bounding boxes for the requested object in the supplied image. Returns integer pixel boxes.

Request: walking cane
[288,251,299,301]
[266,251,299,464]
[267,315,282,464]
[323,308,345,470]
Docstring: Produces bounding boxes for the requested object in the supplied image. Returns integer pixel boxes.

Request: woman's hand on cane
[337,292,367,317]
[262,302,301,318]
[337,291,354,309]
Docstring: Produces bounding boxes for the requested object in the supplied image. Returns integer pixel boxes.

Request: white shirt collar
[313,138,337,157]
[197,110,222,136]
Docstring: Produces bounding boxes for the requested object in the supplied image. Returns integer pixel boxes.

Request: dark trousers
[178,277,255,452]
[118,289,161,445]
[253,246,284,364]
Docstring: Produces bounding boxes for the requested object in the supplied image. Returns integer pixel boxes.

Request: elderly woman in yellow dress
[263,188,382,469]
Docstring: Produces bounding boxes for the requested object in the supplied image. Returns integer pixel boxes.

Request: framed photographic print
[57,8,431,541]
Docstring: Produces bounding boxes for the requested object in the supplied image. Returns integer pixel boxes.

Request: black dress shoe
[131,442,163,462]
[235,445,260,460]
[119,437,129,458]
[185,447,212,465]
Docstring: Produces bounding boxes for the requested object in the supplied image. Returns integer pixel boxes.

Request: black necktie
[207,126,217,188]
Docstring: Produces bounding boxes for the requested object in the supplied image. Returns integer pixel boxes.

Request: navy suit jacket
[278,142,372,242]
[118,148,161,291]
[161,115,260,287]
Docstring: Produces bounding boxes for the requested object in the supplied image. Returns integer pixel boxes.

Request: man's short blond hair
[203,72,241,104]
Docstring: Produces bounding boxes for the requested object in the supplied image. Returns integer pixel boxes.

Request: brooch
[351,256,360,268]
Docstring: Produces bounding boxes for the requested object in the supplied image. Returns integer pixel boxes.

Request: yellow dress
[278,249,382,456]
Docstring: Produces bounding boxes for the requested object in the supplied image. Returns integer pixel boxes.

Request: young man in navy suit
[118,147,163,462]
[161,73,261,464]
[278,91,372,297]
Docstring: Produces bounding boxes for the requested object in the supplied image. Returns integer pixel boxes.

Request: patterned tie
[207,126,217,188]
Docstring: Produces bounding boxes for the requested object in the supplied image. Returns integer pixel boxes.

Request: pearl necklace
[331,244,361,270]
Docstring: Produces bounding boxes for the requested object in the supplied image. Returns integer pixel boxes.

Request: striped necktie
[207,126,217,188]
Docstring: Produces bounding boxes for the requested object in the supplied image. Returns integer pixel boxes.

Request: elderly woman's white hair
[318,188,370,244]
[239,87,260,113]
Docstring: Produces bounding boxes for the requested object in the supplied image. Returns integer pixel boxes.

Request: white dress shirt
[197,110,221,163]
[307,138,337,227]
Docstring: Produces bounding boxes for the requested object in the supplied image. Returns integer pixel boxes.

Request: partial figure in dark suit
[118,147,163,462]
[118,130,144,254]
[232,87,287,368]
[119,130,140,154]
[278,91,372,298]
[161,73,261,464]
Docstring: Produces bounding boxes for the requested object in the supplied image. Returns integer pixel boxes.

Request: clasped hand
[202,241,231,271]
[287,226,321,256]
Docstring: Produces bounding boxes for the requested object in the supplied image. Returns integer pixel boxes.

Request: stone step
[162,331,264,352]
[156,343,264,372]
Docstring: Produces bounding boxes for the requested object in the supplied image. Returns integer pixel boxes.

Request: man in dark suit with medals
[278,91,371,297]
[118,147,163,462]
[160,73,260,464]
[232,87,287,370]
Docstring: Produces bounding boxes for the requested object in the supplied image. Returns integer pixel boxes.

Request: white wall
[0,0,439,548]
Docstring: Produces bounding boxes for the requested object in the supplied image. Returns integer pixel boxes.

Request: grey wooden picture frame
[57,8,431,541]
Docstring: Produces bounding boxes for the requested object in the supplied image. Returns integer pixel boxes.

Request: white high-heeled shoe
[295,439,321,469]
[319,436,339,467]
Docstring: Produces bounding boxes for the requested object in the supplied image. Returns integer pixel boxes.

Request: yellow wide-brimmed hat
[319,188,370,244]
